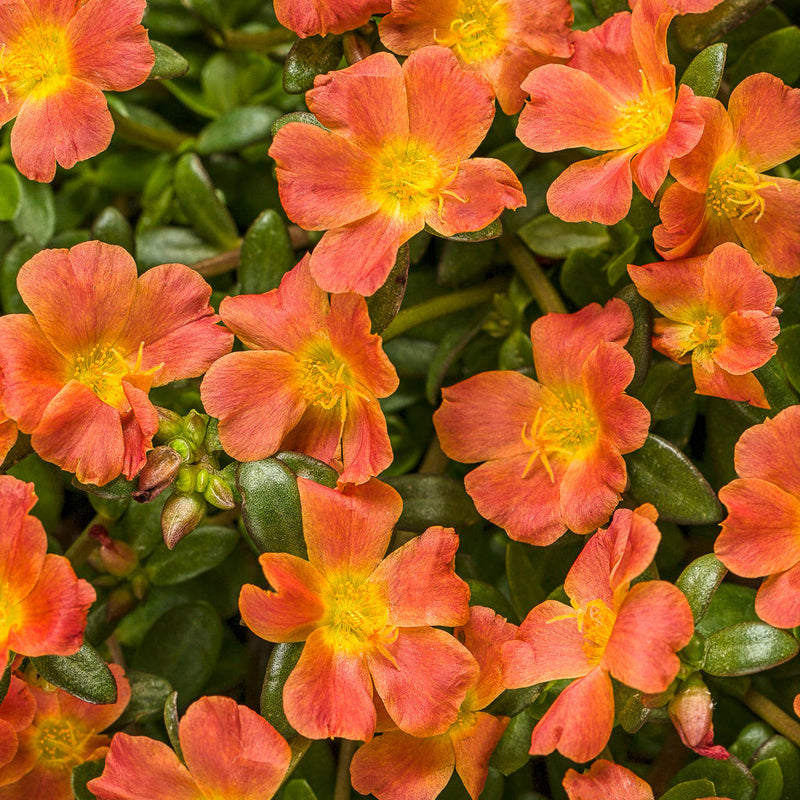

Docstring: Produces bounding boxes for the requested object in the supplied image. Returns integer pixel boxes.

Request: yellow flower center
[323,576,396,656]
[34,719,86,770]
[707,161,778,222]
[434,0,509,64]
[614,73,673,150]
[576,599,617,665]
[519,393,599,482]
[679,313,723,358]
[371,139,466,220]
[0,23,71,101]
[73,342,159,411]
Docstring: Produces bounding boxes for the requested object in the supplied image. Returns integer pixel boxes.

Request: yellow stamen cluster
[707,162,778,222]
[73,341,156,411]
[34,719,85,769]
[324,577,396,658]
[371,140,467,220]
[434,0,509,64]
[520,395,599,482]
[576,598,617,665]
[0,24,70,102]
[679,313,723,358]
[614,72,672,150]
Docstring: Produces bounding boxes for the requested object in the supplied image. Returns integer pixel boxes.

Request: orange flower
[0,0,155,181]
[655,73,800,277]
[0,664,130,800]
[379,0,573,114]
[88,695,290,800]
[502,506,694,762]
[239,478,477,741]
[0,679,34,773]
[516,0,704,223]
[563,759,653,800]
[628,243,780,408]
[269,46,525,295]
[433,299,650,545]
[274,0,390,37]
[200,255,398,485]
[716,406,800,629]
[0,476,94,674]
[0,241,233,486]
[350,606,516,800]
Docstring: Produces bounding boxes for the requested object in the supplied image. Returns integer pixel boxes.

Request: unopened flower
[0,242,233,486]
[628,242,779,408]
[0,0,155,181]
[655,72,800,277]
[503,506,694,762]
[201,255,398,485]
[516,0,704,223]
[270,46,525,295]
[668,674,728,759]
[434,299,650,545]
[239,478,476,741]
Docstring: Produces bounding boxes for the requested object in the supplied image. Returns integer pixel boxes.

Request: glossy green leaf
[704,622,799,676]
[137,227,220,270]
[197,106,282,154]
[751,735,800,800]
[146,524,240,585]
[285,780,319,800]
[730,27,800,87]
[660,780,718,800]
[489,707,535,776]
[274,451,339,488]
[425,311,485,404]
[114,670,174,726]
[675,0,771,51]
[778,324,800,395]
[131,601,223,702]
[13,178,55,245]
[752,758,784,800]
[385,474,480,533]
[261,642,304,739]
[429,218,503,242]
[466,580,518,623]
[517,214,610,259]
[485,685,539,718]
[506,541,545,620]
[731,722,776,764]
[91,206,135,254]
[672,755,757,800]
[367,243,410,334]
[625,434,723,525]
[0,165,21,221]
[72,759,104,800]
[753,356,798,414]
[164,690,183,759]
[696,583,759,637]
[1,236,39,313]
[148,40,190,80]
[676,553,728,623]
[618,283,652,393]
[32,642,117,704]
[271,112,325,136]
[680,43,727,97]
[560,248,615,307]
[237,458,306,557]
[283,35,343,94]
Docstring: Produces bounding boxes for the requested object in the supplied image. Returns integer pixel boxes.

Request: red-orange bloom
[563,759,653,800]
[716,406,800,629]
[628,243,779,408]
[0,476,94,674]
[379,0,573,114]
[0,241,233,486]
[269,46,526,296]
[350,605,516,800]
[0,679,34,773]
[502,506,694,762]
[88,695,290,800]
[0,397,17,464]
[239,478,477,741]
[274,0,390,37]
[0,0,154,182]
[0,664,130,799]
[201,255,398,485]
[433,299,650,545]
[516,0,704,224]
[655,73,800,277]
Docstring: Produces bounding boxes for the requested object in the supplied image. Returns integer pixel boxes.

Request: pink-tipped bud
[87,524,139,577]
[669,675,729,760]
[204,473,235,510]
[105,586,138,622]
[134,446,182,503]
[161,492,206,549]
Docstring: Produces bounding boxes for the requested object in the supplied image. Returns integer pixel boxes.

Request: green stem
[334,739,357,800]
[222,28,296,52]
[500,233,567,315]
[381,277,508,342]
[742,688,800,748]
[111,111,194,153]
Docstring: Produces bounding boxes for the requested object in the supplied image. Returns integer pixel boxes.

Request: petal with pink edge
[369,628,478,737]
[563,759,653,800]
[368,526,470,628]
[180,696,290,800]
[756,564,800,629]
[11,78,113,182]
[734,406,800,492]
[283,627,376,741]
[452,712,509,799]
[528,667,615,762]
[239,554,328,642]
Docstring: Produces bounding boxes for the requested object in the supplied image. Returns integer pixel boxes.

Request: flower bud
[183,410,208,447]
[161,492,206,549]
[105,586,138,622]
[155,407,184,442]
[133,446,182,503]
[175,464,198,494]
[669,674,729,760]
[204,473,235,510]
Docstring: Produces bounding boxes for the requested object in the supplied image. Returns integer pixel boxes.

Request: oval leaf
[385,474,480,533]
[261,642,304,739]
[149,40,190,80]
[704,622,799,676]
[146,524,240,586]
[32,642,117,705]
[676,553,728,623]
[680,43,728,97]
[239,209,295,294]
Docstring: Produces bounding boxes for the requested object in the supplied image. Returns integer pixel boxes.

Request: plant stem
[500,233,567,315]
[111,111,193,153]
[742,687,800,748]
[334,739,357,800]
[381,277,508,342]
[191,248,242,277]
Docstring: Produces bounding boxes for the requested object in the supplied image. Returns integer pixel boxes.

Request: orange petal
[452,712,509,800]
[274,0,390,38]
[756,565,800,629]
[563,759,653,800]
[734,407,800,493]
[338,393,395,485]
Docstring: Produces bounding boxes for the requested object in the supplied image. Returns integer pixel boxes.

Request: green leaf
[196,106,282,154]
[261,642,304,739]
[506,541,545,620]
[672,755,757,800]
[560,248,616,307]
[182,0,224,28]
[114,670,174,726]
[148,40,190,80]
[697,583,759,637]
[730,27,800,88]
[72,759,104,800]
[274,452,339,488]
[752,758,784,800]
[131,601,223,702]
[237,458,306,558]
[625,434,723,525]
[32,642,118,704]
[283,35,344,94]
[485,685,539,718]
[284,779,319,800]
[384,475,480,533]
[428,218,503,243]
[753,356,798,414]
[704,622,799,676]
[680,43,728,97]
[164,690,183,759]
[91,206,135,254]
[674,0,771,51]
[777,324,800,395]
[136,227,220,270]
[73,474,136,502]
[660,780,719,800]
[466,580,518,623]
[12,178,55,246]
[0,165,21,221]
[618,283,652,393]
[489,707,535,776]
[271,112,325,136]
[425,311,486,404]
[367,243,410,334]
[676,553,728,623]
[174,153,240,249]
[1,236,39,314]
[517,214,610,259]
[238,209,295,294]
[751,736,800,800]
[146,524,240,585]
